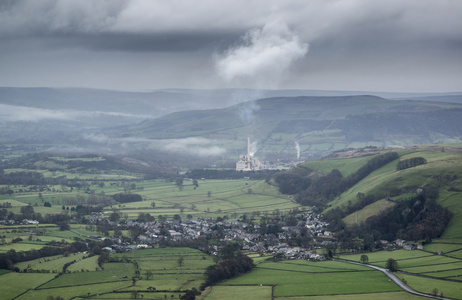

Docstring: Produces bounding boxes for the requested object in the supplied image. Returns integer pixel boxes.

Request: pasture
[342,198,396,226]
[204,285,272,300]
[104,179,301,220]
[339,249,462,299]
[111,247,214,293]
[0,272,56,299]
[220,259,401,298]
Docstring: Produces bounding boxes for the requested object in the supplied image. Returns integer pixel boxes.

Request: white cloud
[215,22,308,87]
[82,134,226,156]
[0,104,152,122]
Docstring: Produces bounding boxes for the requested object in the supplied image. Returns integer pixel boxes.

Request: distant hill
[112,95,462,160]
[1,87,462,160]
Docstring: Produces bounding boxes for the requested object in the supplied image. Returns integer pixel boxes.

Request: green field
[339,249,462,298]
[111,247,214,292]
[303,155,377,177]
[39,262,136,289]
[0,272,56,299]
[399,273,462,299]
[17,281,132,300]
[342,198,396,226]
[204,285,272,300]
[104,179,300,220]
[221,259,401,297]
[15,252,86,272]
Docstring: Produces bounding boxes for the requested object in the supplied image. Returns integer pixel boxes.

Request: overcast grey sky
[0,0,461,92]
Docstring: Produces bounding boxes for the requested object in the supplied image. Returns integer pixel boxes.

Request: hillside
[113,95,462,160]
[298,146,462,240]
[2,88,462,163]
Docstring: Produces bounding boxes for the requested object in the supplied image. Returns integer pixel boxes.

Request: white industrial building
[236,137,260,171]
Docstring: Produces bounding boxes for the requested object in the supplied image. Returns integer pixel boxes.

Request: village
[83,212,333,261]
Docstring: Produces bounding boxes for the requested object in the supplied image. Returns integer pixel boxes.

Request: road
[333,259,452,300]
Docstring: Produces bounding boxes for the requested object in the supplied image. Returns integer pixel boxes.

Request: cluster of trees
[365,187,451,241]
[397,157,427,170]
[274,152,399,209]
[202,253,255,289]
[328,186,451,247]
[0,171,46,185]
[0,241,87,270]
[111,193,142,203]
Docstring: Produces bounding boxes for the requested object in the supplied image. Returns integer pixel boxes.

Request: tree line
[397,157,427,170]
[273,152,399,210]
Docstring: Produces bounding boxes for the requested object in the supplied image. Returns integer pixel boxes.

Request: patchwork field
[339,249,462,299]
[1,247,214,299]
[219,259,401,298]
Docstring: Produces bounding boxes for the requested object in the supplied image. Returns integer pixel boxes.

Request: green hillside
[305,146,462,240]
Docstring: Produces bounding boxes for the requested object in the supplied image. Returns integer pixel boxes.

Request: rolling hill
[298,146,462,240]
[112,95,462,160]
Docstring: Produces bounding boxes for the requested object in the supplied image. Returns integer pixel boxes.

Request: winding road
[333,259,452,300]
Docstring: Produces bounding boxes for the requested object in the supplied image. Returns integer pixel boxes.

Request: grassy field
[1,248,213,299]
[303,155,377,177]
[39,262,136,289]
[15,252,86,272]
[111,247,214,293]
[204,285,272,300]
[339,249,462,298]
[278,291,430,300]
[342,198,396,226]
[103,179,300,220]
[2,177,300,221]
[339,250,432,265]
[0,272,56,299]
[220,259,401,297]
[399,273,462,299]
[17,281,132,300]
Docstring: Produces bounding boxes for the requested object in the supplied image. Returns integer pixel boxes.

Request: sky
[0,0,461,93]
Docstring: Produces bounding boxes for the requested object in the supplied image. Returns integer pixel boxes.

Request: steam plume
[215,22,308,87]
[295,141,300,160]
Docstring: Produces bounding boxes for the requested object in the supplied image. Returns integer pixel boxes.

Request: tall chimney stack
[247,136,251,160]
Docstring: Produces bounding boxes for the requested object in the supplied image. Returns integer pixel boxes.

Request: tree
[386,258,398,272]
[178,256,184,267]
[145,270,153,280]
[193,179,199,189]
[20,205,34,215]
[176,178,184,191]
[59,222,70,231]
[109,211,120,222]
[131,291,140,299]
[360,254,369,263]
[207,191,212,198]
[151,201,156,209]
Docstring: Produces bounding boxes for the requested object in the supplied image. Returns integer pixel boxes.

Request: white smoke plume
[249,140,258,157]
[238,101,260,125]
[295,141,300,160]
[215,22,308,87]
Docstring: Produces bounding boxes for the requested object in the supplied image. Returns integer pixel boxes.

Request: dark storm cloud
[0,0,461,91]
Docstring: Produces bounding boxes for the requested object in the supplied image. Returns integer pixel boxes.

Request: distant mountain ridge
[1,87,462,160]
[110,95,462,160]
